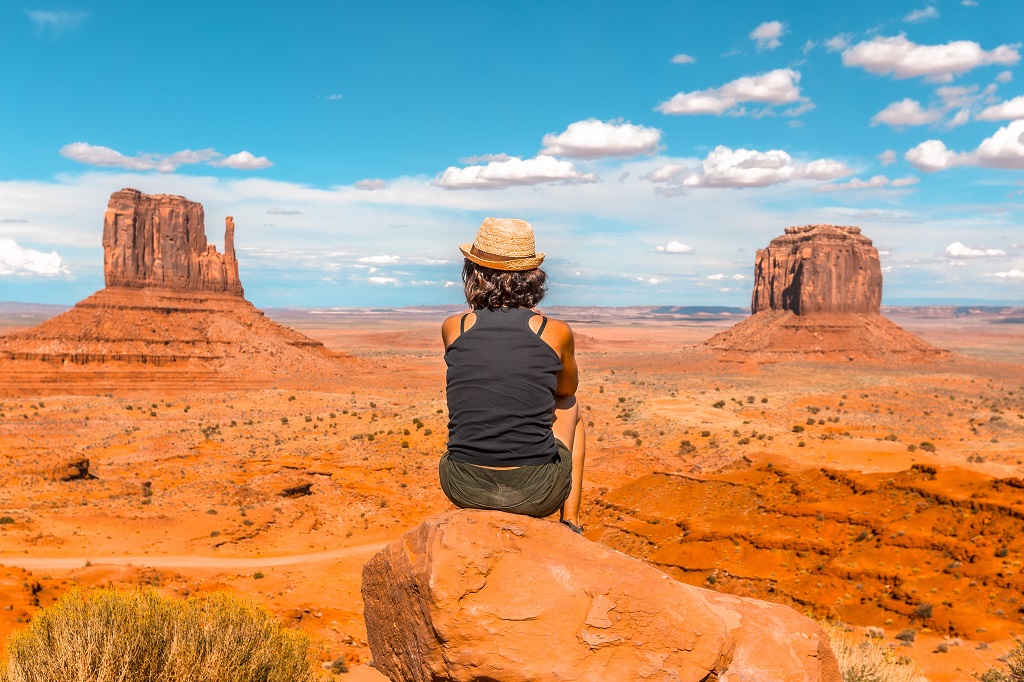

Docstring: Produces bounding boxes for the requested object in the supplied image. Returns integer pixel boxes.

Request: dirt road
[0,542,389,572]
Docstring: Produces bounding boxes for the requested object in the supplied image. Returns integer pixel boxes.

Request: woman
[439,217,586,533]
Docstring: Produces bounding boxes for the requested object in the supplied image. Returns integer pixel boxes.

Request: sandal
[560,519,584,535]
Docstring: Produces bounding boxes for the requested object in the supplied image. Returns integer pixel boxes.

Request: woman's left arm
[546,319,578,397]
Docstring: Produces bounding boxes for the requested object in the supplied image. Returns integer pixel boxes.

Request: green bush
[0,588,318,682]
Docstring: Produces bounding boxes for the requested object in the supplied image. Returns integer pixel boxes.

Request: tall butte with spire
[0,189,343,393]
[102,189,243,295]
[704,224,943,361]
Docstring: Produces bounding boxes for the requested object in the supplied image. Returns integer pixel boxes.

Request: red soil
[0,307,1021,680]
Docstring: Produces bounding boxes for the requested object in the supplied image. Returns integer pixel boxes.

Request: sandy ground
[0,307,1022,680]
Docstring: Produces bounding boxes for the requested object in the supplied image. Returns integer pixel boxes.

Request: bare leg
[551,395,586,527]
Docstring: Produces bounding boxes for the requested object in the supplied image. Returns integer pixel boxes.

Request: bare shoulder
[442,311,475,347]
[542,316,573,340]
[532,314,574,354]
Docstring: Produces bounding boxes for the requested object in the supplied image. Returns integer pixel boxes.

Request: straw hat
[460,217,545,271]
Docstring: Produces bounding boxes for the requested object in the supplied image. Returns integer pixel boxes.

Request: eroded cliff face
[751,225,881,316]
[103,188,243,296]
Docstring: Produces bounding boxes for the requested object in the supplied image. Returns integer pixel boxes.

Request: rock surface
[361,510,840,682]
[103,188,243,296]
[751,225,881,316]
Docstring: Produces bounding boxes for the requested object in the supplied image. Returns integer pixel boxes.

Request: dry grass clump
[823,622,927,682]
[0,588,318,682]
[980,635,1024,682]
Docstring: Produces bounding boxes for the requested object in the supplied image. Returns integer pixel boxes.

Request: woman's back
[444,307,562,467]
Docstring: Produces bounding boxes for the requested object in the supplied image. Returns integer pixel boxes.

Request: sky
[1,0,1023,308]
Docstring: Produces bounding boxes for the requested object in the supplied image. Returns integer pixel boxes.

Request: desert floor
[0,307,1022,680]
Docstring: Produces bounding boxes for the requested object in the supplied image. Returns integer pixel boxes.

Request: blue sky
[1,0,1023,307]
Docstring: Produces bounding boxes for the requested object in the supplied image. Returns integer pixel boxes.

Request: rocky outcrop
[704,224,943,362]
[751,225,881,315]
[49,458,92,482]
[0,189,344,392]
[103,188,243,296]
[361,510,840,682]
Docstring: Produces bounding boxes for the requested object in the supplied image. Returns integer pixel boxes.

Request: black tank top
[445,307,563,466]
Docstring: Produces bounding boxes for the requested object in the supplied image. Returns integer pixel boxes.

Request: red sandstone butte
[361,510,840,682]
[0,188,341,392]
[103,188,243,296]
[705,224,943,361]
[751,225,881,316]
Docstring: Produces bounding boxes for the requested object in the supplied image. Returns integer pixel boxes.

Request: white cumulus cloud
[944,241,1007,258]
[908,120,1024,171]
[267,208,303,215]
[842,35,1020,83]
[996,70,1013,83]
[993,268,1024,278]
[976,96,1024,121]
[541,119,662,159]
[61,143,272,172]
[367,276,397,285]
[904,6,939,22]
[656,240,693,254]
[433,155,597,190]
[825,34,851,52]
[0,238,68,276]
[905,139,967,171]
[656,68,807,116]
[750,21,786,51]
[646,146,851,189]
[209,151,273,170]
[879,149,898,165]
[355,179,390,190]
[871,99,943,127]
[671,53,695,64]
[707,273,726,280]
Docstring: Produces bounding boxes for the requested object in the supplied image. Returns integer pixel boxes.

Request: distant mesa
[705,224,944,361]
[0,188,343,393]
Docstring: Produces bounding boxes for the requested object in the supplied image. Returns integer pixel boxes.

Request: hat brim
[459,244,545,271]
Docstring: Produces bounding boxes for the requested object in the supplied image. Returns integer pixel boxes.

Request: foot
[560,519,584,535]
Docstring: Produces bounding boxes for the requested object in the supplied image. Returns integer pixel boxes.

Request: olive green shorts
[438,439,572,518]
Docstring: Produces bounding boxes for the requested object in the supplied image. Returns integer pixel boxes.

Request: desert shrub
[895,628,916,644]
[911,603,933,620]
[823,622,927,682]
[1008,635,1024,681]
[0,588,317,682]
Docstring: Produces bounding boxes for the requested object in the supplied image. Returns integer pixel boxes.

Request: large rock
[0,189,344,392]
[751,225,881,315]
[361,510,840,682]
[103,188,243,296]
[703,224,943,361]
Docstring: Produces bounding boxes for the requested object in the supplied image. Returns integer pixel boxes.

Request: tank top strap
[535,315,548,336]
[460,313,469,334]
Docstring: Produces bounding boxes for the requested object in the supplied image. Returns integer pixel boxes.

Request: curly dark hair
[462,260,547,310]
